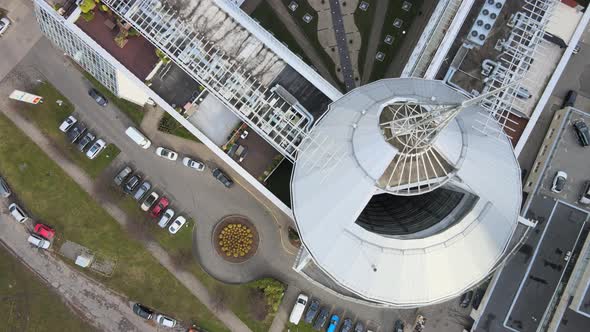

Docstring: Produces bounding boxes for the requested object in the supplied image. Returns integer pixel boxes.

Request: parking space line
[503,199,558,330]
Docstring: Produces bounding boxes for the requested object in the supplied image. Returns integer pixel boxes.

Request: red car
[150,197,169,218]
[34,223,55,240]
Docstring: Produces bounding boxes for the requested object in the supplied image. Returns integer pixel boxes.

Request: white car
[59,115,77,132]
[289,293,309,324]
[86,139,106,159]
[155,314,177,328]
[240,130,249,139]
[158,208,175,228]
[156,147,178,161]
[168,216,186,234]
[141,191,159,211]
[182,157,205,171]
[551,171,567,193]
[28,234,51,249]
[0,18,10,35]
[9,203,28,223]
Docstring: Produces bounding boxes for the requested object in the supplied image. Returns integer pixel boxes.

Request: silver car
[158,208,175,228]
[133,181,151,201]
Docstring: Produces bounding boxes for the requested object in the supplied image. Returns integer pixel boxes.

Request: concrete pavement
[0,210,156,332]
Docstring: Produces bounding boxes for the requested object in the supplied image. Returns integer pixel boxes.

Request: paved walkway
[360,0,388,84]
[328,0,355,91]
[0,208,156,332]
[0,73,251,332]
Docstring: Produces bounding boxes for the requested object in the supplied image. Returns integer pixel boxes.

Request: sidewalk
[0,212,156,332]
[0,89,252,332]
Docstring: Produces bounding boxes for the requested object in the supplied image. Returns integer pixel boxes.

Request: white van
[289,293,308,325]
[125,127,151,149]
[9,203,28,223]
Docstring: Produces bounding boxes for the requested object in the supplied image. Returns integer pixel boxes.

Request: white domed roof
[291,79,521,307]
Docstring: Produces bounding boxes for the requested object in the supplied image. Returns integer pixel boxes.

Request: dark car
[340,318,353,332]
[460,291,474,308]
[132,303,154,320]
[573,120,590,147]
[77,131,96,151]
[353,321,364,332]
[563,90,577,108]
[304,299,320,324]
[124,174,142,194]
[67,122,87,143]
[114,166,132,186]
[313,307,330,330]
[472,289,484,310]
[133,181,151,201]
[393,320,404,332]
[212,168,234,188]
[89,88,108,106]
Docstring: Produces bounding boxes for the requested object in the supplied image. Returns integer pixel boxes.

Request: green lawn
[83,72,146,126]
[287,322,316,332]
[353,1,377,78]
[0,113,228,332]
[19,82,120,178]
[116,193,280,332]
[0,247,96,331]
[369,0,424,82]
[158,112,200,142]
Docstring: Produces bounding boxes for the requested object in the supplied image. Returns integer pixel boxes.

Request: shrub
[248,278,285,313]
[79,0,96,13]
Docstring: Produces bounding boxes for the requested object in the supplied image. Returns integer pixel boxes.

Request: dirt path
[0,211,156,332]
[0,77,252,332]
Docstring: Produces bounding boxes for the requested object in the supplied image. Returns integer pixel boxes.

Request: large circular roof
[291,79,521,307]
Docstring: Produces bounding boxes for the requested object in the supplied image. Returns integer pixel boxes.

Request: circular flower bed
[213,216,259,263]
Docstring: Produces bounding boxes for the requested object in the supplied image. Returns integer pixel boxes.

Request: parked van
[289,293,308,325]
[125,127,151,149]
[580,181,590,205]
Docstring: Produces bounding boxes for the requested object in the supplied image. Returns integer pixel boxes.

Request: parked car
[327,315,340,332]
[304,299,320,324]
[340,318,353,332]
[313,307,330,330]
[132,303,154,320]
[114,166,132,186]
[77,131,96,151]
[472,289,484,310]
[88,88,108,106]
[212,168,233,188]
[67,122,87,143]
[563,90,577,108]
[460,290,473,308]
[155,147,178,161]
[240,130,249,139]
[28,234,51,249]
[158,208,174,228]
[0,17,10,35]
[34,223,55,240]
[133,181,151,201]
[551,171,568,193]
[393,320,404,332]
[125,127,151,149]
[182,157,205,171]
[354,322,364,332]
[573,119,590,147]
[168,216,186,234]
[573,43,581,55]
[579,181,590,205]
[8,203,28,223]
[289,293,308,324]
[0,176,11,198]
[86,139,106,159]
[155,314,177,328]
[141,191,159,211]
[124,174,142,194]
[59,115,77,132]
[150,196,169,218]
